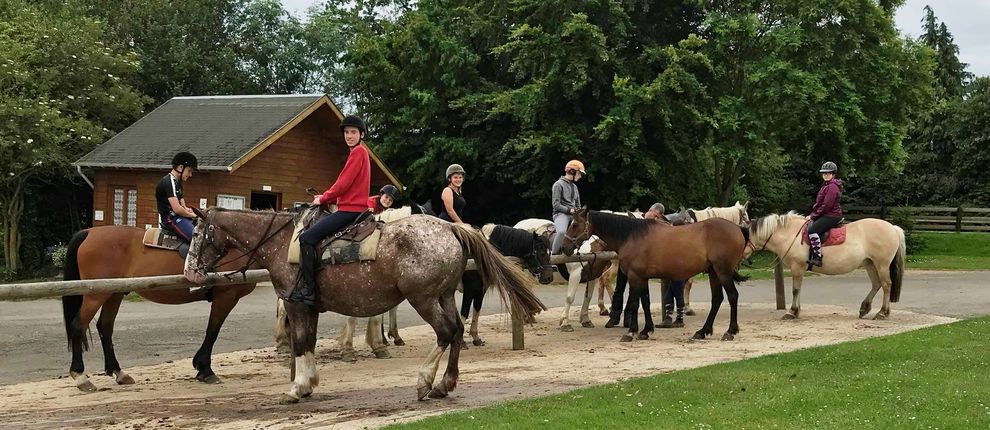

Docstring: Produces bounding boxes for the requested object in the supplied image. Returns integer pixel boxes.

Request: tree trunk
[1,178,26,273]
[716,158,745,207]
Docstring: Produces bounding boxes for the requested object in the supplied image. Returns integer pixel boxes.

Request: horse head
[183,207,231,284]
[561,207,591,256]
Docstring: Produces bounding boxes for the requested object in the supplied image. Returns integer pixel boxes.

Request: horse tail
[62,229,89,351]
[890,226,906,303]
[732,271,750,283]
[449,225,547,323]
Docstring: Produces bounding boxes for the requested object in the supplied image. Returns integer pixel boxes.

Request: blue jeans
[299,211,364,246]
[164,214,195,243]
[664,279,686,310]
[551,212,572,254]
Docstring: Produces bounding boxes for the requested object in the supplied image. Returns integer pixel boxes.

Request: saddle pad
[802,226,847,247]
[377,206,413,223]
[481,223,496,240]
[287,206,322,264]
[321,221,382,265]
[142,228,183,250]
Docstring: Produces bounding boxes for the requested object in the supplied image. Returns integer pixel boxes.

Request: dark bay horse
[562,209,749,341]
[461,224,554,346]
[61,225,258,392]
[184,208,546,403]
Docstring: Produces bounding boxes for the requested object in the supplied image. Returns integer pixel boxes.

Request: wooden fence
[844,206,990,232]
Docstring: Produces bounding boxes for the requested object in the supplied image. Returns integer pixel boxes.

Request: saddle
[802,223,847,247]
[142,227,189,259]
[287,206,383,265]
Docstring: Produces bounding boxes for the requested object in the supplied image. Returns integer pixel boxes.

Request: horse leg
[622,285,639,336]
[366,313,390,358]
[579,279,596,328]
[684,278,696,316]
[720,274,740,341]
[408,297,455,400]
[692,274,723,340]
[861,263,882,318]
[95,293,134,385]
[280,300,319,404]
[469,288,486,346]
[432,290,465,398]
[387,306,405,346]
[191,287,243,384]
[606,270,627,327]
[783,264,805,319]
[599,278,615,316]
[637,279,654,340]
[338,317,358,363]
[274,299,291,353]
[70,294,109,392]
[559,266,581,332]
[873,260,893,320]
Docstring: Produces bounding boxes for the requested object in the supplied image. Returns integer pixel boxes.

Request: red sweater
[318,144,371,212]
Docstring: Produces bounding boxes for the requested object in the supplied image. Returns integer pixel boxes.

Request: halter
[189,211,294,280]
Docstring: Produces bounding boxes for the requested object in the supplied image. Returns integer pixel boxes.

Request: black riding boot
[288,243,320,307]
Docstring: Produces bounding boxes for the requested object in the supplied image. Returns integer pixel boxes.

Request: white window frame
[216,194,246,210]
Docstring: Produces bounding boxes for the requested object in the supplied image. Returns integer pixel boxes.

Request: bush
[890,207,926,254]
[49,243,68,270]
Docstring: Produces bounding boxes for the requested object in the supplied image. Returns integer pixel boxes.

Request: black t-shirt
[155,173,183,221]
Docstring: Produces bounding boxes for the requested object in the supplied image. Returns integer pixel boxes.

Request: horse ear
[192,207,206,220]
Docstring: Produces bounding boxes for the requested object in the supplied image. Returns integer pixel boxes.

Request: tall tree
[0,1,147,272]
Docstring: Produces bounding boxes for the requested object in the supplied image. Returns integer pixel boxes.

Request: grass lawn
[387,316,990,430]
[907,232,990,270]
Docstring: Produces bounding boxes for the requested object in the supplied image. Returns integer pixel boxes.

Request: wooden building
[74,94,401,228]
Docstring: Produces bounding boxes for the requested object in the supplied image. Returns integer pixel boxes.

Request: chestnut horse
[562,209,749,341]
[184,208,545,403]
[61,225,258,392]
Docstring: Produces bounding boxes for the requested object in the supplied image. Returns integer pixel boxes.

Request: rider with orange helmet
[551,159,585,279]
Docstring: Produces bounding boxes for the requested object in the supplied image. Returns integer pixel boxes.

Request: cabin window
[111,186,138,226]
[217,194,246,210]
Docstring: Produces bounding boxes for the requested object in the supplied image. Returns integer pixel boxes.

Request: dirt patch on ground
[0,303,955,429]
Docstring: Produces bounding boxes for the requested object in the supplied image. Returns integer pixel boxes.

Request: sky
[280,0,990,77]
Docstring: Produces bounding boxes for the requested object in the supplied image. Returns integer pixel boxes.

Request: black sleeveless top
[437,187,466,222]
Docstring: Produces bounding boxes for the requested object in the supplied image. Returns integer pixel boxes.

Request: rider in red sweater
[288,115,372,307]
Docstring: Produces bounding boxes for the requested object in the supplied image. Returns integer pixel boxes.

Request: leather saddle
[143,227,189,259]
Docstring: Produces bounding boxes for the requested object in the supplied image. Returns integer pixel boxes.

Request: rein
[746,218,805,271]
[192,212,294,280]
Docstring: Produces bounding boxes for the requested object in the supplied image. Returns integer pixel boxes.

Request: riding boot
[807,233,823,270]
[672,307,685,328]
[658,303,674,328]
[556,263,570,282]
[288,243,320,307]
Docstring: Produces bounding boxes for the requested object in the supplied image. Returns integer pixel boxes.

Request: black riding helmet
[171,151,198,169]
[340,115,367,134]
[819,161,838,173]
[380,184,398,198]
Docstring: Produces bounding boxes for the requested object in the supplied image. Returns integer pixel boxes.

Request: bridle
[189,211,294,279]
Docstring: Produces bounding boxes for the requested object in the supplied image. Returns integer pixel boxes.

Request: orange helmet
[564,160,586,174]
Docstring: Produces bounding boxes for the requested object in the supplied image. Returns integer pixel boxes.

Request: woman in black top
[439,164,466,224]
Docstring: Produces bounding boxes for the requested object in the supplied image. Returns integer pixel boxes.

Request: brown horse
[183,208,545,403]
[61,226,258,392]
[562,209,749,341]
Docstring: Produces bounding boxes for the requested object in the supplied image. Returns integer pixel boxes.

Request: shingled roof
[74,95,401,188]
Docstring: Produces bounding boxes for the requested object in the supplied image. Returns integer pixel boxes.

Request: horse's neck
[222,213,294,263]
[765,218,804,257]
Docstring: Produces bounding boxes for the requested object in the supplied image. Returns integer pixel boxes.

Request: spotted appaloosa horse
[185,208,546,402]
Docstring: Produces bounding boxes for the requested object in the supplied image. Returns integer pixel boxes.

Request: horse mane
[749,211,804,244]
[588,210,650,244]
[487,225,537,257]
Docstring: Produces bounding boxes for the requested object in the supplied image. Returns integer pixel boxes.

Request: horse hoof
[472,339,486,347]
[340,352,357,363]
[781,313,797,320]
[581,321,595,328]
[115,372,135,385]
[721,333,735,341]
[279,393,300,405]
[685,309,696,316]
[77,380,98,392]
[417,385,432,401]
[604,320,619,328]
[393,338,406,346]
[873,313,888,321]
[197,374,222,384]
[559,324,574,332]
[692,332,706,340]
[599,309,610,316]
[373,350,391,359]
[428,387,448,399]
[620,334,634,342]
[637,333,650,340]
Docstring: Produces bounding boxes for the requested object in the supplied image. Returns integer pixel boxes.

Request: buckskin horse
[748,212,905,320]
[184,207,546,403]
[562,209,749,342]
[61,225,259,392]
